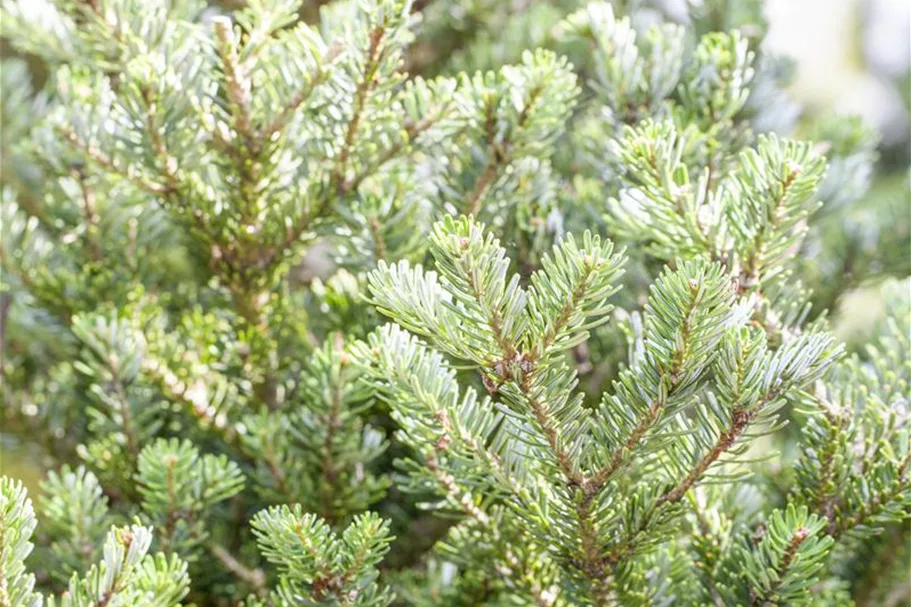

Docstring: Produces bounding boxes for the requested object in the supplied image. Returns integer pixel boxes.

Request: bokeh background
[758,0,910,338]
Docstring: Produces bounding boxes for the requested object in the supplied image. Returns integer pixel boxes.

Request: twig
[333,26,387,192]
[209,542,267,594]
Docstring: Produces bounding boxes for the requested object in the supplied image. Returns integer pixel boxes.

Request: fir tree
[0,0,908,605]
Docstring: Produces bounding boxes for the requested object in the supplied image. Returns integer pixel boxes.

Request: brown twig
[209,543,267,594]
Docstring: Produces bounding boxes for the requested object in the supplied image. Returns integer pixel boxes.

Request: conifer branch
[105,358,141,464]
[830,453,911,539]
[463,97,499,217]
[604,332,838,570]
[425,408,491,524]
[213,18,256,148]
[141,357,238,444]
[342,107,452,195]
[74,169,103,262]
[586,275,705,491]
[659,405,761,506]
[62,112,233,282]
[691,506,728,607]
[316,335,349,522]
[95,530,133,607]
[334,25,387,193]
[463,80,545,216]
[368,217,387,261]
[749,527,810,606]
[517,370,584,484]
[59,127,171,196]
[739,166,802,293]
[805,395,847,527]
[263,42,342,141]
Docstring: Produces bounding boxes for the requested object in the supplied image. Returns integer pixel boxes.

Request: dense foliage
[1,0,908,605]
